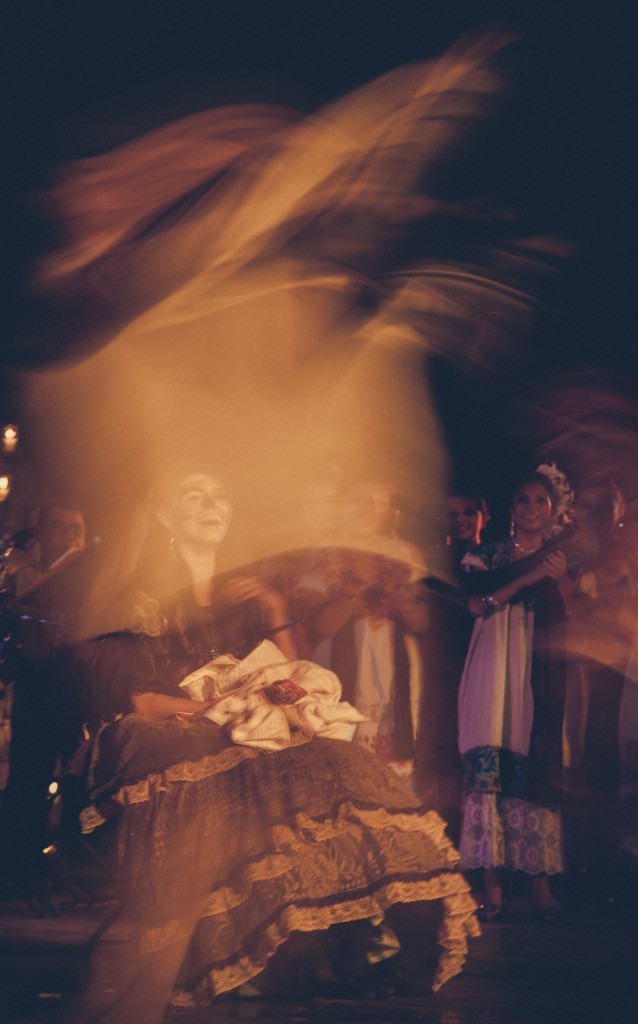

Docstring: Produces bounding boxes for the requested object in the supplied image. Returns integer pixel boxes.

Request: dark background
[2,0,636,525]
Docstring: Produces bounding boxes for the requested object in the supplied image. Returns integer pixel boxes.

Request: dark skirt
[81,715,479,994]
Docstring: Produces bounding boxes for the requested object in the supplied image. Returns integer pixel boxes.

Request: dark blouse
[73,584,272,726]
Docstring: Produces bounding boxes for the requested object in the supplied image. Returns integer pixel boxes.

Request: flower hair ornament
[535,461,574,536]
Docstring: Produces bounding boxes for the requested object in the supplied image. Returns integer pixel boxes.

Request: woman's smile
[172,474,233,546]
[512,482,552,535]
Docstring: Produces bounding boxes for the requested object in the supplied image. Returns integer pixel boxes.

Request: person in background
[562,476,638,911]
[457,467,571,921]
[420,489,490,840]
[0,501,89,902]
[4,502,86,594]
[446,492,490,572]
[286,467,346,661]
[308,478,428,788]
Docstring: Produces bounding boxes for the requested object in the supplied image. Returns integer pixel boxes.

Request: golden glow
[21,33,551,629]
[0,475,10,501]
[1,424,18,453]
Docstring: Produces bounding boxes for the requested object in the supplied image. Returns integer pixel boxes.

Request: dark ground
[1,871,637,1024]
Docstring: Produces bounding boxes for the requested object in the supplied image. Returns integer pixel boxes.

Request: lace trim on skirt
[81,732,480,993]
[141,874,479,995]
[130,795,479,994]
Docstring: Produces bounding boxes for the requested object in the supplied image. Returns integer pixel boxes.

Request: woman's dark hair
[449,490,490,519]
[513,471,557,506]
[150,457,229,510]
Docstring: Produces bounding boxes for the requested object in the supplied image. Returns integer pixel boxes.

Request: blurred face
[511,482,553,536]
[573,486,619,538]
[448,497,485,545]
[344,481,395,539]
[39,507,86,565]
[302,481,340,541]
[164,474,232,550]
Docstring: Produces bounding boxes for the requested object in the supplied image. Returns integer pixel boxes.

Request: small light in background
[0,476,10,502]
[1,424,18,454]
[48,780,59,796]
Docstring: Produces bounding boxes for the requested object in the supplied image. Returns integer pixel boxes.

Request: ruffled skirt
[82,716,479,995]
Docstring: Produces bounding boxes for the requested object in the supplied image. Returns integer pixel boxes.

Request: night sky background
[2,0,637,530]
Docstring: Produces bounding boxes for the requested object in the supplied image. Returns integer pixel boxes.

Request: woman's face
[447,496,485,545]
[164,473,232,549]
[511,481,553,535]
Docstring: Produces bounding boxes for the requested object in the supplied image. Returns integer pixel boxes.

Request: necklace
[513,540,541,555]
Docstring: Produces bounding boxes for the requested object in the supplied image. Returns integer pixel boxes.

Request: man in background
[0,501,89,903]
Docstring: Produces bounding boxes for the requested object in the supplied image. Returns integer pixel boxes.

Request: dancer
[63,464,478,1024]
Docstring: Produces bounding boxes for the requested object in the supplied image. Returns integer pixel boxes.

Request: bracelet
[268,619,294,635]
[481,594,501,615]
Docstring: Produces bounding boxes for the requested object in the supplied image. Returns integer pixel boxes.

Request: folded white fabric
[178,640,366,750]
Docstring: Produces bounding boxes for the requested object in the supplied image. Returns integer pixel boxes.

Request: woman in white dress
[457,469,571,919]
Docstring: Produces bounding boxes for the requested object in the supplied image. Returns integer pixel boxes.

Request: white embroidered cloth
[179,640,366,750]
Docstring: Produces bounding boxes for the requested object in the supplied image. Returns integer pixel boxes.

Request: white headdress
[535,461,574,536]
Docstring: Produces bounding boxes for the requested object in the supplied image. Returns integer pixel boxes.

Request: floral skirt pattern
[459,793,563,874]
[82,716,479,995]
[460,746,563,874]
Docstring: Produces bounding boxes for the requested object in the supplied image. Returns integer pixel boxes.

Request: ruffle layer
[82,728,479,993]
[132,794,478,994]
[142,861,478,995]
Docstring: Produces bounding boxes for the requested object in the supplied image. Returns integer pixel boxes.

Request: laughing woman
[63,464,479,1024]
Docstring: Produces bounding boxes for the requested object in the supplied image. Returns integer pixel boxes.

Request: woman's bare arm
[130,691,213,719]
[468,551,568,618]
